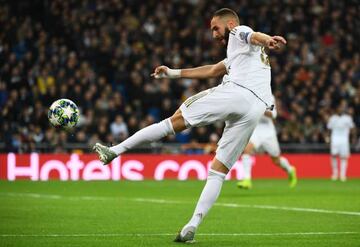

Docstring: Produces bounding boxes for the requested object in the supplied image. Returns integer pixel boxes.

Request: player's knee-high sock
[110,118,175,155]
[242,154,253,180]
[340,158,348,180]
[279,156,292,173]
[182,169,226,232]
[331,157,338,178]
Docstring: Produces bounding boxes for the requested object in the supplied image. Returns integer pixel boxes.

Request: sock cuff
[164,118,175,135]
[208,169,226,179]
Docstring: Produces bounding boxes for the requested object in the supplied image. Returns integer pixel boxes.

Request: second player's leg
[339,144,350,181]
[237,142,255,189]
[270,156,292,173]
[270,155,297,188]
[262,136,297,187]
[330,144,340,180]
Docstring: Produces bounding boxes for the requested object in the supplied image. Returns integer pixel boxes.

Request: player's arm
[151,60,227,79]
[250,32,287,50]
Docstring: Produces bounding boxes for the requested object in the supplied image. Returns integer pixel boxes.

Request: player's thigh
[216,105,266,170]
[263,135,281,157]
[339,143,350,158]
[331,144,340,156]
[179,83,256,127]
[180,86,226,127]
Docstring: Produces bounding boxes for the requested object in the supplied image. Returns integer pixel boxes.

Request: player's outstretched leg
[93,143,117,164]
[93,118,175,164]
[174,159,227,243]
[237,154,253,189]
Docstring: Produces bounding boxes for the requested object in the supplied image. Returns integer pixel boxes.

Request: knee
[170,110,187,132]
[208,168,226,181]
[210,158,229,174]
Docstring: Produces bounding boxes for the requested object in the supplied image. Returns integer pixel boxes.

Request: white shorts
[331,142,350,158]
[250,128,281,157]
[180,82,266,169]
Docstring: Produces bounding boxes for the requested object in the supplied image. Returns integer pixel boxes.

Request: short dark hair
[213,8,239,23]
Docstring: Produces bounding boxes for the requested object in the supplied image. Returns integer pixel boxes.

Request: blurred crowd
[0,0,359,153]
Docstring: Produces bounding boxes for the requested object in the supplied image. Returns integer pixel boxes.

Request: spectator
[110,115,129,142]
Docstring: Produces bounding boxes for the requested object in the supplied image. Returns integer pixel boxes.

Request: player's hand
[151,65,170,78]
[151,66,181,79]
[267,36,287,50]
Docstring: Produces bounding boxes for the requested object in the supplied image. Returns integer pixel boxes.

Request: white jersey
[327,114,354,144]
[222,25,272,106]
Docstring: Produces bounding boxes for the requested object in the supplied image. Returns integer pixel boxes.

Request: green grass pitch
[0,179,359,246]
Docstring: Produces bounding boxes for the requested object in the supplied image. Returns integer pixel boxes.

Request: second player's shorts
[250,127,281,157]
[331,142,350,158]
[179,82,266,169]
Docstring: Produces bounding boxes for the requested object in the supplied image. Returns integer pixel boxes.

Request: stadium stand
[0,0,359,153]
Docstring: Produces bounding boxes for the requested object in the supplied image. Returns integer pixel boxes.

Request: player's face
[210,17,229,45]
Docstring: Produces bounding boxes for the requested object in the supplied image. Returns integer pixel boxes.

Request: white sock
[242,154,253,180]
[279,156,292,173]
[331,157,338,178]
[182,169,226,233]
[110,118,175,155]
[340,158,348,180]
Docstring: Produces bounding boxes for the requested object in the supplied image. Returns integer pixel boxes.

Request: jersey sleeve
[229,25,254,54]
[231,25,254,44]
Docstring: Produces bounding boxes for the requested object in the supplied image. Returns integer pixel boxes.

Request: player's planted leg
[175,159,227,243]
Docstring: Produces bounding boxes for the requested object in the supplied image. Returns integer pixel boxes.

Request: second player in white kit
[93,8,287,243]
[251,96,280,157]
[327,106,354,181]
[237,96,297,189]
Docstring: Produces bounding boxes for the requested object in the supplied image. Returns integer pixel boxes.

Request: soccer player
[93,8,286,243]
[327,105,355,181]
[237,96,297,189]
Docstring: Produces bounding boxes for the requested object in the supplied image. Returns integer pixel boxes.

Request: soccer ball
[48,99,80,130]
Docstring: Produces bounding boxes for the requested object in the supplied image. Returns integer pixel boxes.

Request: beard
[223,27,230,44]
[217,27,230,46]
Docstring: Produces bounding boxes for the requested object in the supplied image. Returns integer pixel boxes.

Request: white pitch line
[215,202,360,216]
[133,197,360,216]
[2,192,360,216]
[0,232,358,238]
